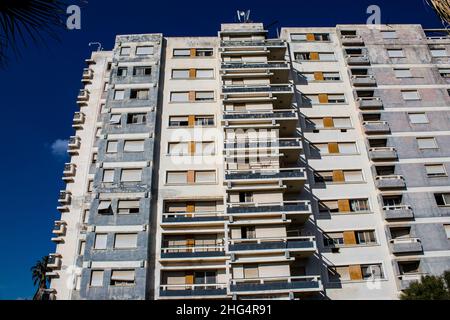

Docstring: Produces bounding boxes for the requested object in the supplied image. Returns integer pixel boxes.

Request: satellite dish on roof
[237,10,251,23]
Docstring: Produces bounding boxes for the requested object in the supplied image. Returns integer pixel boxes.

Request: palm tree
[0,0,84,67]
[425,0,450,28]
[31,256,51,300]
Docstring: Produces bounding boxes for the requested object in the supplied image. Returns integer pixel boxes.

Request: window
[92,153,98,164]
[328,94,346,103]
[124,140,145,152]
[361,264,384,280]
[196,69,214,79]
[344,170,364,182]
[382,31,397,39]
[167,171,188,184]
[319,52,335,61]
[356,231,377,245]
[333,118,352,128]
[114,234,138,249]
[444,225,450,239]
[328,266,350,282]
[196,49,213,57]
[120,47,131,56]
[127,113,147,125]
[387,49,405,58]
[425,164,447,177]
[103,169,114,183]
[195,171,216,183]
[241,226,256,239]
[109,114,122,125]
[291,33,307,41]
[110,270,135,286]
[323,72,340,81]
[173,49,191,57]
[94,234,108,250]
[168,142,189,155]
[439,68,450,78]
[97,201,112,215]
[118,200,140,214]
[169,116,189,127]
[90,271,104,287]
[172,69,190,79]
[87,180,94,192]
[435,193,450,206]
[130,89,149,100]
[78,240,86,256]
[194,271,216,286]
[196,115,214,126]
[136,46,153,55]
[417,137,438,149]
[133,66,151,76]
[408,113,428,124]
[195,142,215,155]
[170,92,189,102]
[430,48,447,57]
[117,67,128,77]
[243,265,259,279]
[121,169,142,182]
[394,68,412,78]
[114,90,125,100]
[323,232,344,247]
[195,91,214,101]
[339,143,358,154]
[402,90,420,101]
[350,199,370,212]
[107,141,118,153]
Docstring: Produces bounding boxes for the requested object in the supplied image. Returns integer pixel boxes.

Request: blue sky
[0,0,443,300]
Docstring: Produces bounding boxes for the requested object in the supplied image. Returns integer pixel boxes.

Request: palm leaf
[425,0,450,28]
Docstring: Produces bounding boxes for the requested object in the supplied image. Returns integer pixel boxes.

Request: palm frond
[426,0,450,28]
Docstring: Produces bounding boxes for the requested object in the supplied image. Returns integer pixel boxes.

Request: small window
[196,49,213,57]
[387,49,405,58]
[170,92,189,102]
[439,68,450,78]
[408,113,428,124]
[173,49,191,57]
[168,142,189,155]
[425,164,447,177]
[319,52,335,61]
[195,171,216,183]
[121,169,143,182]
[136,46,154,55]
[195,91,214,101]
[120,47,131,56]
[78,241,86,256]
[196,115,214,126]
[417,137,438,149]
[117,67,128,77]
[127,113,147,124]
[172,69,190,79]
[118,200,140,214]
[106,141,118,153]
[97,201,112,215]
[444,225,450,239]
[130,89,149,100]
[339,143,358,154]
[356,231,377,245]
[133,66,152,76]
[94,234,108,250]
[102,169,114,183]
[166,171,188,184]
[110,270,135,286]
[90,271,104,287]
[394,68,412,78]
[196,69,214,79]
[430,48,447,57]
[114,90,125,100]
[361,264,384,280]
[402,90,420,101]
[291,34,307,41]
[382,31,397,39]
[109,114,122,125]
[435,193,450,206]
[323,232,344,247]
[124,140,145,152]
[114,234,138,249]
[169,116,189,127]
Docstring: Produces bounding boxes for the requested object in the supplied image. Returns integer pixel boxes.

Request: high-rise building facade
[46,21,450,300]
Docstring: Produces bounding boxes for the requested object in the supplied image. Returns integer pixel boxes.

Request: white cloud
[50,139,69,158]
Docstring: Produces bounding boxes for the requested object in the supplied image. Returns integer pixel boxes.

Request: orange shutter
[328,143,339,154]
[186,202,195,213]
[343,231,357,245]
[188,115,195,128]
[318,93,329,104]
[323,117,334,128]
[187,170,195,184]
[333,170,345,182]
[314,72,324,81]
[310,52,319,60]
[185,272,194,285]
[338,199,351,213]
[306,33,315,41]
[189,142,196,155]
[189,68,196,79]
[190,48,196,57]
[189,91,196,102]
[349,265,363,280]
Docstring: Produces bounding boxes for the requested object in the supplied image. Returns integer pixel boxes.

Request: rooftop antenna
[89,42,103,51]
[237,10,251,23]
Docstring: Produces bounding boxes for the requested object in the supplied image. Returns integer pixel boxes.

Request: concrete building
[46,21,450,300]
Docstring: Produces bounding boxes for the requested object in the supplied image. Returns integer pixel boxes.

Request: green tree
[400,271,450,300]
[31,256,50,300]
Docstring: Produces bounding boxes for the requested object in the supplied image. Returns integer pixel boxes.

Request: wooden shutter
[189,91,196,102]
[314,72,324,80]
[349,265,363,280]
[189,142,196,155]
[189,68,197,79]
[187,170,195,184]
[186,202,195,213]
[188,115,195,128]
[306,33,315,41]
[310,52,319,60]
[338,199,351,212]
[185,272,194,285]
[186,238,195,246]
[318,93,329,104]
[323,117,334,128]
[328,142,339,154]
[190,48,196,57]
[343,231,357,245]
[333,170,345,182]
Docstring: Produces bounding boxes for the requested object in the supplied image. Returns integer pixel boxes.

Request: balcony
[397,273,427,290]
[47,254,62,269]
[226,201,311,220]
[383,205,414,220]
[225,168,306,191]
[375,175,406,190]
[81,68,93,83]
[160,246,226,260]
[368,147,398,161]
[161,212,228,226]
[68,136,81,155]
[222,84,293,95]
[363,121,391,134]
[52,221,66,236]
[351,75,376,87]
[223,109,297,121]
[224,138,302,151]
[159,284,227,299]
[58,191,71,204]
[356,97,383,110]
[221,62,289,71]
[72,112,85,129]
[346,55,370,65]
[62,163,76,181]
[341,35,364,46]
[229,236,316,256]
[220,39,286,49]
[390,238,423,254]
[76,89,89,104]
[230,276,322,295]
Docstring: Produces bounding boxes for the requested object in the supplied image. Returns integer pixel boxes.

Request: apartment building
[46,21,450,300]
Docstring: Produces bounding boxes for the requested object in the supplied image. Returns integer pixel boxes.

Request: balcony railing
[368,147,398,160]
[356,97,383,109]
[58,191,71,204]
[77,89,89,102]
[160,284,227,297]
[397,273,427,290]
[224,138,302,150]
[226,200,311,215]
[162,211,227,224]
[222,84,293,94]
[160,246,226,259]
[230,276,322,293]
[47,255,62,269]
[390,238,423,254]
[82,68,93,82]
[346,55,370,65]
[221,39,286,48]
[223,109,297,120]
[351,75,376,86]
[68,136,81,154]
[62,163,76,181]
[228,236,315,252]
[383,205,414,220]
[225,168,306,181]
[363,121,391,134]
[221,62,289,70]
[375,175,406,189]
[341,35,364,45]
